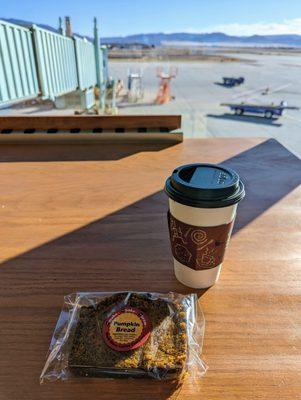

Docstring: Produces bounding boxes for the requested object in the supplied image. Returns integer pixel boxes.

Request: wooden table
[0,138,300,400]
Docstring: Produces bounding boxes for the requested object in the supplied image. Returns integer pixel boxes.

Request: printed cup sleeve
[168,212,234,271]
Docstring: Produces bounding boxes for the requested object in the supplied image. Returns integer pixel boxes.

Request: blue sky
[1,0,301,37]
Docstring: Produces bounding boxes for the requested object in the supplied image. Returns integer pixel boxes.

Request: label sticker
[102,307,151,351]
[168,212,234,270]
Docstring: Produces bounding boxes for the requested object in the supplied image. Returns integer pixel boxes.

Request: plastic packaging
[40,291,206,383]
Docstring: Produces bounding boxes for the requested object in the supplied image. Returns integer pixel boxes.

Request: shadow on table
[1,138,300,400]
[1,138,300,290]
[207,113,282,127]
[44,378,184,400]
[0,142,180,162]
[221,138,301,233]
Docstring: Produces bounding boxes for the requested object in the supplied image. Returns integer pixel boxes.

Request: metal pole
[58,17,64,35]
[94,17,104,110]
[65,16,72,38]
[111,79,116,110]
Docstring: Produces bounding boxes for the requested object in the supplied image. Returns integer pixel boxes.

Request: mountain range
[102,32,301,47]
[3,18,301,47]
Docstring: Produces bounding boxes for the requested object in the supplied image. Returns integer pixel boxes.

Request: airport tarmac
[2,51,301,156]
[110,52,301,156]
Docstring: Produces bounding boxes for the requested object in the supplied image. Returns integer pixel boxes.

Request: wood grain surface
[0,137,300,400]
[0,115,181,131]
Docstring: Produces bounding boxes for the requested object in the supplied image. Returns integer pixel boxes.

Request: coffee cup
[165,163,245,289]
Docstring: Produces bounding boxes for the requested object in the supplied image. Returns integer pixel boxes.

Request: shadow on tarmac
[214,82,235,88]
[207,113,282,127]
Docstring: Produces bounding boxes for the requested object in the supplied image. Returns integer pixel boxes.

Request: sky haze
[1,0,301,37]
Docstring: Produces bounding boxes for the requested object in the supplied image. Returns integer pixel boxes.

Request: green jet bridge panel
[0,20,39,106]
[32,25,78,100]
[101,45,109,85]
[0,19,107,108]
[74,36,97,90]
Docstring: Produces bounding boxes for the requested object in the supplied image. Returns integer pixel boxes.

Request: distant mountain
[102,32,301,47]
[2,18,301,47]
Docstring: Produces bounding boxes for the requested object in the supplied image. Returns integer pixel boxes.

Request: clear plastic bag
[40,291,206,383]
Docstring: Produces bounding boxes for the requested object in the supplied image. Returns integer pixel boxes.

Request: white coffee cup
[165,163,245,289]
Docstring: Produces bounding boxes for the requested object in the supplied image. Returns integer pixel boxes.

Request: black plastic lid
[165,163,245,208]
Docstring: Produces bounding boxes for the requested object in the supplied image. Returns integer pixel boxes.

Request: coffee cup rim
[165,163,245,208]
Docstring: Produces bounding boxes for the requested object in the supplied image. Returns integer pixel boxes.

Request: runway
[2,50,301,156]
[110,52,301,156]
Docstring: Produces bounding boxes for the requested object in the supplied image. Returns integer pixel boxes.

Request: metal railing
[33,25,78,100]
[0,20,39,105]
[74,36,97,90]
[0,19,107,107]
